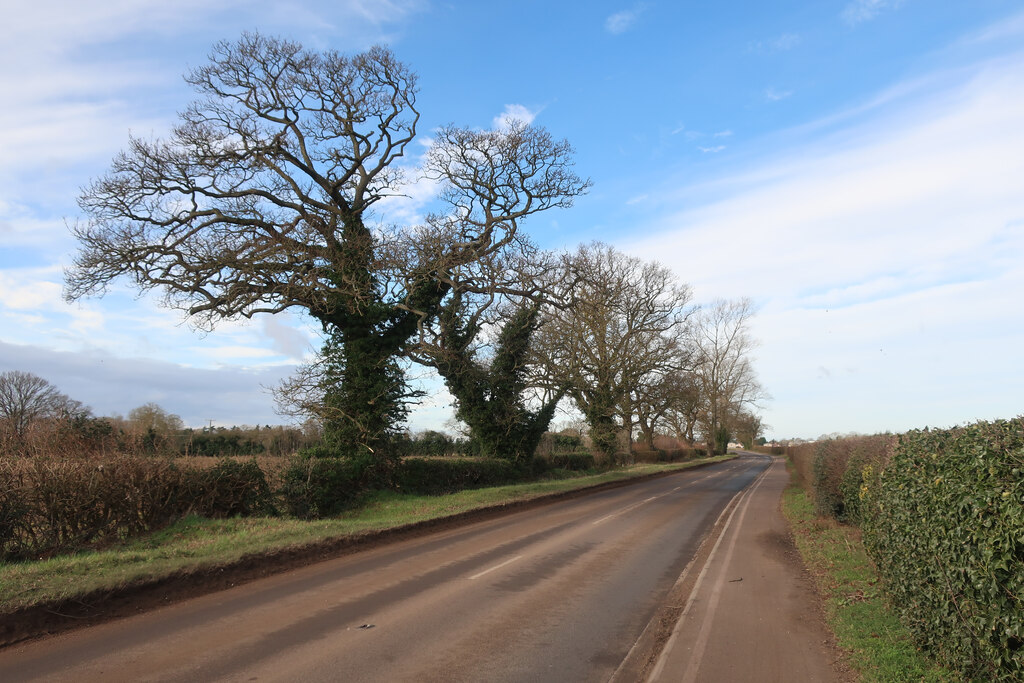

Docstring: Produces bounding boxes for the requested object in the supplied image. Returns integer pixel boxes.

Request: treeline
[785,417,1023,681]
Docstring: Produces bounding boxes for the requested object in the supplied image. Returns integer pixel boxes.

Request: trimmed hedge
[788,436,893,524]
[549,453,596,471]
[861,419,1024,681]
[0,456,274,560]
[280,457,364,519]
[395,457,522,495]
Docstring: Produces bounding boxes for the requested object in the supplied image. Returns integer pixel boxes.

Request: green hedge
[395,457,522,495]
[549,453,596,471]
[861,419,1024,681]
[279,455,386,519]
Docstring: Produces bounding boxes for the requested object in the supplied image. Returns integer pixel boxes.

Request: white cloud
[492,104,540,130]
[698,145,726,154]
[750,32,801,52]
[605,6,644,35]
[765,87,793,102]
[262,314,314,361]
[627,52,1024,437]
[841,0,905,26]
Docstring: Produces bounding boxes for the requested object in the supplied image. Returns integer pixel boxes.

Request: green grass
[782,486,956,682]
[0,457,731,614]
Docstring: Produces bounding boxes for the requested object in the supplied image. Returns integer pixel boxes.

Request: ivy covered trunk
[315,217,446,460]
[431,298,563,462]
[579,378,620,463]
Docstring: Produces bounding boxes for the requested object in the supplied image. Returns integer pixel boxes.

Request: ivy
[861,419,1024,681]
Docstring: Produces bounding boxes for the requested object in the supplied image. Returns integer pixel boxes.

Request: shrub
[0,466,28,557]
[632,448,698,464]
[395,457,522,495]
[862,419,1024,680]
[798,436,893,524]
[279,456,372,519]
[193,459,276,517]
[548,453,596,471]
[811,441,846,519]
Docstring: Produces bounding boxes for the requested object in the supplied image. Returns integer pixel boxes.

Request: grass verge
[1,457,731,615]
[781,485,955,682]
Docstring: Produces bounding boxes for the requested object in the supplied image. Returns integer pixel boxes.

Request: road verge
[0,456,732,647]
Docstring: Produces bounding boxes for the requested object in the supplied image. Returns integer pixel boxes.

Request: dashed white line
[468,555,523,580]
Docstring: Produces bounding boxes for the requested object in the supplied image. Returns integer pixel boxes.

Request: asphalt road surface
[1,454,837,682]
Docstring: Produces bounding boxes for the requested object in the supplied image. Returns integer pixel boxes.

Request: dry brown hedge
[0,456,272,560]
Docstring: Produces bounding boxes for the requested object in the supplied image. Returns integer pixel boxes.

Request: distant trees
[66,32,588,459]
[122,403,185,454]
[534,243,693,460]
[0,371,89,439]
[689,298,767,454]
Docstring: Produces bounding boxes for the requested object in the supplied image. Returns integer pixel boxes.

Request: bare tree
[659,371,703,445]
[65,33,588,457]
[124,402,185,453]
[731,409,765,449]
[535,243,692,461]
[689,298,766,454]
[0,371,88,439]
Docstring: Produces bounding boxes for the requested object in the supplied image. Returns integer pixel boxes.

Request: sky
[1,0,1023,439]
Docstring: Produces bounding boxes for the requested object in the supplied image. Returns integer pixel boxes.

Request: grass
[0,456,731,614]
[781,485,956,682]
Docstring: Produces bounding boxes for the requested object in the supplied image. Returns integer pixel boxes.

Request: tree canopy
[65,33,588,456]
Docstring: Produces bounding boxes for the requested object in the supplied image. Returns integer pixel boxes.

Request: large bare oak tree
[65,33,587,457]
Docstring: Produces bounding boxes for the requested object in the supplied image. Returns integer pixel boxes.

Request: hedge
[0,457,274,560]
[548,453,596,471]
[860,419,1023,680]
[395,457,523,496]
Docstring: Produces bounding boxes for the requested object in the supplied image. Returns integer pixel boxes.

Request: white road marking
[592,495,663,526]
[468,555,523,580]
[646,460,773,682]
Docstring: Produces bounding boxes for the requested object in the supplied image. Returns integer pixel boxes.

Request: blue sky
[2,1,1023,439]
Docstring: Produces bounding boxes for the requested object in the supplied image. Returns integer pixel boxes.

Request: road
[0,454,835,682]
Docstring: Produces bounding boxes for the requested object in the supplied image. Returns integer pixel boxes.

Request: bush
[632,448,698,464]
[395,457,522,495]
[194,459,276,517]
[795,436,893,524]
[279,456,373,519]
[549,453,596,471]
[811,441,846,519]
[862,419,1024,681]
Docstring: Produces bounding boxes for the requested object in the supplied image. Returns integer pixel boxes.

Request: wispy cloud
[698,145,726,154]
[749,32,801,53]
[765,87,794,102]
[627,51,1024,436]
[842,0,905,26]
[605,5,645,35]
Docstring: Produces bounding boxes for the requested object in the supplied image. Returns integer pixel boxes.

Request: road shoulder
[626,456,849,682]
